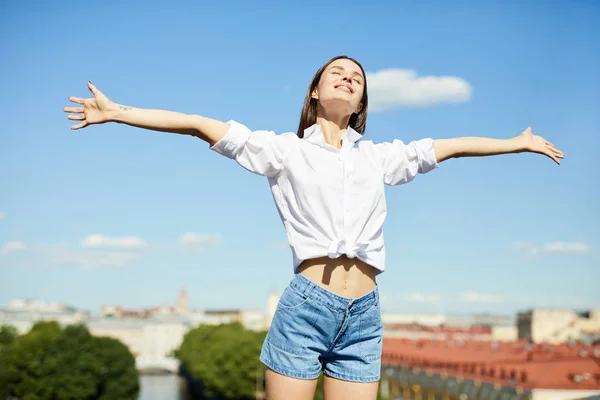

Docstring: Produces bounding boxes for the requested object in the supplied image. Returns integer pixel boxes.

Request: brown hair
[296,55,369,138]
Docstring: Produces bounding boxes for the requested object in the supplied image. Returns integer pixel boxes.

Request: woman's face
[312,58,365,117]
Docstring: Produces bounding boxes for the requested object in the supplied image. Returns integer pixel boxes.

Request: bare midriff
[298,256,377,299]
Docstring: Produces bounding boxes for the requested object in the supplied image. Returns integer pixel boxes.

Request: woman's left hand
[518,127,564,165]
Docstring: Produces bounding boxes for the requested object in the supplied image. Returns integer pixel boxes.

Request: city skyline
[1,2,599,315]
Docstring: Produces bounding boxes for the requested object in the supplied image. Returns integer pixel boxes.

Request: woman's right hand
[63,83,229,144]
[64,82,117,130]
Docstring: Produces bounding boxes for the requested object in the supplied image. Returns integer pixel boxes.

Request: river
[138,374,191,400]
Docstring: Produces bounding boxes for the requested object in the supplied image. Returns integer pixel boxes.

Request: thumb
[87,81,99,97]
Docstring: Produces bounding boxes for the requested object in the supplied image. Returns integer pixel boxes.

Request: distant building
[266,290,279,328]
[203,309,243,325]
[381,312,518,342]
[88,318,147,356]
[518,309,600,344]
[88,318,187,359]
[241,309,267,331]
[175,287,189,315]
[0,298,89,334]
[199,308,267,331]
[99,287,192,319]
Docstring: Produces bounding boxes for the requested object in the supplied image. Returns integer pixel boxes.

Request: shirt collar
[302,124,362,149]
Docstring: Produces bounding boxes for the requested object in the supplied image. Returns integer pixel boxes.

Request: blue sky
[1,1,598,316]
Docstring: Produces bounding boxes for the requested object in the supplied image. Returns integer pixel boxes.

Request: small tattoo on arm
[119,105,132,112]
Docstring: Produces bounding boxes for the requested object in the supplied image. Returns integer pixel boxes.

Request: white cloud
[1,241,25,256]
[81,234,147,249]
[0,212,4,220]
[460,291,505,304]
[367,69,472,112]
[401,292,443,304]
[178,233,222,250]
[513,241,592,256]
[542,242,591,253]
[49,247,140,269]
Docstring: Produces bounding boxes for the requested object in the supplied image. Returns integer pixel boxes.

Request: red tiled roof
[382,338,600,390]
[386,324,492,334]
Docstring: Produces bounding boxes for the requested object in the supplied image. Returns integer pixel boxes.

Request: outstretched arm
[64,82,296,177]
[64,82,228,145]
[433,128,564,165]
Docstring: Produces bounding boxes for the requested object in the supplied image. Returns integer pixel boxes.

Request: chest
[285,145,383,202]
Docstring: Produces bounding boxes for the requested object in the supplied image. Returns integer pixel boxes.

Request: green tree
[0,324,18,350]
[0,321,139,400]
[177,323,266,399]
[0,321,63,398]
[93,336,139,400]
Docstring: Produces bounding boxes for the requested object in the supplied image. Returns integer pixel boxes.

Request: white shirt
[210,120,439,274]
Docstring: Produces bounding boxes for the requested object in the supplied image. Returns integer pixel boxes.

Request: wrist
[512,135,528,153]
[107,103,132,123]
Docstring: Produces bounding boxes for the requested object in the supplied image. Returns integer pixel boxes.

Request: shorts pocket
[278,285,309,309]
[359,301,383,362]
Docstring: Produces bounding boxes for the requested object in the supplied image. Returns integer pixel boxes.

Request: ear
[311,88,319,100]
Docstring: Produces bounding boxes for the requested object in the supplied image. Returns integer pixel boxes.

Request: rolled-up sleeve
[210,120,296,177]
[375,138,438,186]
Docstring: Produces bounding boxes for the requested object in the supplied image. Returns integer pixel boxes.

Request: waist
[298,255,377,298]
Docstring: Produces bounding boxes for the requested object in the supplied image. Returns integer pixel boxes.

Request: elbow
[433,140,459,163]
[434,151,455,164]
[191,115,230,145]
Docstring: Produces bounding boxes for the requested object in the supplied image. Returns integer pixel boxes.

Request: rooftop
[382,338,600,390]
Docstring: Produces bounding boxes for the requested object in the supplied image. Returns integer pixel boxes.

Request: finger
[546,151,560,165]
[68,114,86,121]
[552,148,565,158]
[71,121,88,130]
[548,145,564,157]
[544,139,555,148]
[88,81,99,96]
[64,107,84,113]
[69,96,85,105]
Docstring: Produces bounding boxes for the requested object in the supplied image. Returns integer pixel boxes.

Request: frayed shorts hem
[324,370,381,383]
[260,355,321,381]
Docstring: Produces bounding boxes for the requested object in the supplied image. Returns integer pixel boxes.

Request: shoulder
[229,120,298,138]
[235,121,299,146]
[357,139,377,149]
[259,127,299,143]
[357,139,391,152]
[279,131,299,140]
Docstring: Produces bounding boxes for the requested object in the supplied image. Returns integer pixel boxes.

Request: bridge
[135,356,180,374]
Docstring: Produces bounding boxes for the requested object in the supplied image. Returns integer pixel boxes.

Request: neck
[315,108,351,149]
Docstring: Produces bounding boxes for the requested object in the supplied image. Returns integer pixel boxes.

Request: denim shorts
[260,273,383,383]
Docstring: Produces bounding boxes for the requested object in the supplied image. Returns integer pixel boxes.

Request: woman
[64,55,563,400]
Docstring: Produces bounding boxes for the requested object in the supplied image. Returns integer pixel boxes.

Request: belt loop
[304,279,314,297]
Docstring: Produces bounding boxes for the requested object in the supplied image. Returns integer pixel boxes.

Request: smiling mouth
[336,86,353,94]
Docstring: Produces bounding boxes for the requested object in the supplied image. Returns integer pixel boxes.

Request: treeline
[0,322,139,400]
[176,322,330,400]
